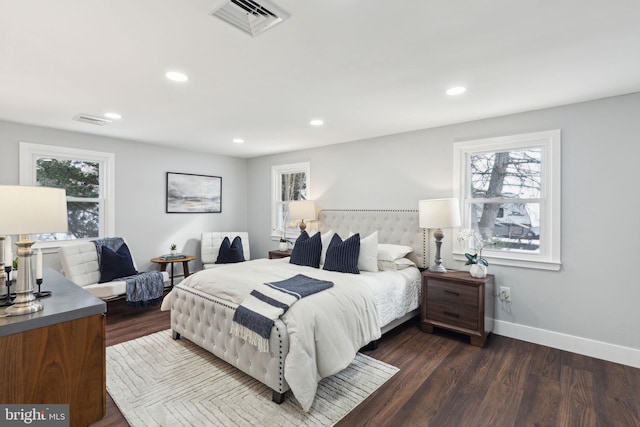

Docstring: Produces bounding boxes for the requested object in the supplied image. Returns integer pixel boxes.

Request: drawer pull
[444,290,460,297]
[443,311,460,318]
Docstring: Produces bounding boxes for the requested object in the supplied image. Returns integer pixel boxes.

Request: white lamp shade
[419,198,461,229]
[288,200,316,221]
[0,186,68,235]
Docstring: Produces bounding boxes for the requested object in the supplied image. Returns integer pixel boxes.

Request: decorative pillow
[216,236,245,264]
[290,231,322,268]
[349,231,378,272]
[99,243,137,283]
[377,243,414,261]
[320,229,334,265]
[323,233,360,274]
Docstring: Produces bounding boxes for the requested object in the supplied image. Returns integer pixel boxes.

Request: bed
[161,209,426,410]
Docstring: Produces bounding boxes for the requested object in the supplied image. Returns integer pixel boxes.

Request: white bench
[58,240,169,300]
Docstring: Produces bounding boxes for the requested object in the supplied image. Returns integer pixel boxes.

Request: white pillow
[377,243,413,261]
[394,257,416,270]
[349,231,378,272]
[320,229,334,265]
[377,257,416,271]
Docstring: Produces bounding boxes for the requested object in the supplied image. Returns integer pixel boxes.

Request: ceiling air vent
[210,0,290,37]
[73,114,112,126]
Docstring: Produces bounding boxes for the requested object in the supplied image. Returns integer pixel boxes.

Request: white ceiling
[1,0,639,158]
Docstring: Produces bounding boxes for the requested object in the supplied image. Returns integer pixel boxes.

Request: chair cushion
[215,236,245,264]
[99,243,138,283]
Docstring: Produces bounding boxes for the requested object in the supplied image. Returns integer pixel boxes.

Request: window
[271,162,310,239]
[453,130,561,270]
[20,143,115,245]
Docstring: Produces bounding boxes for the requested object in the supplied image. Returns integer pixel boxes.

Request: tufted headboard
[317,209,427,269]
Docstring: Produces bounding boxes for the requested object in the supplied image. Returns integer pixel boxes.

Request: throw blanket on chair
[93,238,164,307]
[231,274,333,352]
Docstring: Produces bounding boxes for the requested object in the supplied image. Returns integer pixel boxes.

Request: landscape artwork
[166,172,221,213]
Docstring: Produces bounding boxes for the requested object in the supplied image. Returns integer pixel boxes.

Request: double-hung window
[271,162,310,240]
[20,142,115,246]
[453,130,561,270]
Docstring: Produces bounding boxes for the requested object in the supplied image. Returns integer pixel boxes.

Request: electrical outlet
[499,286,511,302]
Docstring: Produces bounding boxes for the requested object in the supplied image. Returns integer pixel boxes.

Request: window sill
[452,252,561,271]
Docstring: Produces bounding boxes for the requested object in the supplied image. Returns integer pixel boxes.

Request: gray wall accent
[247,92,640,351]
[0,120,248,275]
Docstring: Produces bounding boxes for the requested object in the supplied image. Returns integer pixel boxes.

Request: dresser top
[0,268,106,337]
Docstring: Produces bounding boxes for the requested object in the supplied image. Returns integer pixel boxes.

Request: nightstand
[268,249,292,259]
[421,270,494,347]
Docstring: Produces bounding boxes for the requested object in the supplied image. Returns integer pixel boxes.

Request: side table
[421,270,494,347]
[151,255,196,287]
[268,249,292,259]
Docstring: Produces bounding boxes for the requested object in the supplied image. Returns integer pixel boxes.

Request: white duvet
[162,258,382,411]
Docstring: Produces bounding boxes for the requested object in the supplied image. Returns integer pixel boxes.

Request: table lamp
[288,200,316,233]
[419,198,461,273]
[0,186,68,316]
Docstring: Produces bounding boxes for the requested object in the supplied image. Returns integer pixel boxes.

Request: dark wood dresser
[421,270,494,347]
[0,268,107,426]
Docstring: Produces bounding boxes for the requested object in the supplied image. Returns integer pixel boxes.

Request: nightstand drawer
[427,279,478,307]
[426,301,478,330]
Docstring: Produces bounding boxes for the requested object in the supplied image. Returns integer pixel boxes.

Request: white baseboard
[493,320,640,369]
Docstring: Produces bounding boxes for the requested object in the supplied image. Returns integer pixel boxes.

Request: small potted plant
[278,236,288,251]
[170,243,177,255]
[458,230,495,278]
[464,253,489,278]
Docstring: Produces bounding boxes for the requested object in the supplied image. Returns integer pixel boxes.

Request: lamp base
[430,228,449,273]
[429,264,448,273]
[5,299,43,316]
[4,237,43,316]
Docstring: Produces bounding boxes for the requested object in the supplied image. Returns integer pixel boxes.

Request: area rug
[106,330,398,426]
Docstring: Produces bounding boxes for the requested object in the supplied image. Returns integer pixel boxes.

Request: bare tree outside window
[279,171,307,235]
[469,149,542,252]
[271,162,310,239]
[454,130,560,270]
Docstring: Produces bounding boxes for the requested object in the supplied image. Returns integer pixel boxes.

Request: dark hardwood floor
[95,300,640,427]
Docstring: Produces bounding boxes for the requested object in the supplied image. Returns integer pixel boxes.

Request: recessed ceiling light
[233,138,244,144]
[446,86,466,96]
[309,119,324,126]
[166,71,189,82]
[104,112,122,120]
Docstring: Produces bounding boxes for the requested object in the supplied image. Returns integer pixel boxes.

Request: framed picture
[166,172,222,213]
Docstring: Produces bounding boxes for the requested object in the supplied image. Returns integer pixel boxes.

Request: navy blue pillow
[289,231,322,268]
[323,233,360,274]
[99,243,138,283]
[216,236,245,264]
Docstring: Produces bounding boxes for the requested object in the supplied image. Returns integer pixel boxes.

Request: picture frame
[166,172,222,213]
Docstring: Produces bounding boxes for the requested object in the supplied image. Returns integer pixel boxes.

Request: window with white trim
[20,143,115,245]
[453,130,561,270]
[271,162,310,239]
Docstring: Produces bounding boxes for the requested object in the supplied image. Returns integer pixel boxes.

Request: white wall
[0,120,248,275]
[247,92,640,365]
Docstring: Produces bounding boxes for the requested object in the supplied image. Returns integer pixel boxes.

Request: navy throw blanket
[93,238,164,307]
[230,274,333,352]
